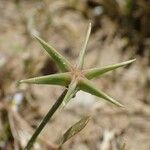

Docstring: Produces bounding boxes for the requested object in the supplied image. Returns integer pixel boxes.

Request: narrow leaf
[19,73,71,86]
[34,35,72,72]
[77,23,91,69]
[84,59,136,79]
[58,116,90,146]
[79,78,123,107]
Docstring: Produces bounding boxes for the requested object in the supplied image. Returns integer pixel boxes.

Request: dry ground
[0,1,150,150]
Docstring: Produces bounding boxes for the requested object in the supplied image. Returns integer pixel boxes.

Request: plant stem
[25,89,67,150]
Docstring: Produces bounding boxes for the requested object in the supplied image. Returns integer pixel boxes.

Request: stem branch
[25,89,67,150]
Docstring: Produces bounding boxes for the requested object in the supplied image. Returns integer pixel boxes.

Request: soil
[0,1,150,150]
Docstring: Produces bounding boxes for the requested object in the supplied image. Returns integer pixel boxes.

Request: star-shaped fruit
[20,23,135,108]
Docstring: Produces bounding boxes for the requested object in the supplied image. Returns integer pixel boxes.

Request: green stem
[25,89,67,150]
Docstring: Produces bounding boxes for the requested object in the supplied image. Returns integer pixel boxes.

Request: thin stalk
[25,89,68,150]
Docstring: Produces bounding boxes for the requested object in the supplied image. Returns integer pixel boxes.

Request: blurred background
[0,0,150,150]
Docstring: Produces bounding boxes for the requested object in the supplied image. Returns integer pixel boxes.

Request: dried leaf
[58,116,90,146]
[121,143,126,150]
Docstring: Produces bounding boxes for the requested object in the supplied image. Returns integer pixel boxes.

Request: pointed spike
[33,34,72,72]
[84,59,136,79]
[79,78,123,107]
[77,22,91,69]
[61,81,78,108]
[19,73,71,87]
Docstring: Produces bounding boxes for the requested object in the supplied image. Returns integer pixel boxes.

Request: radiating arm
[77,23,91,69]
[19,73,71,87]
[61,81,78,108]
[79,78,123,107]
[84,59,136,79]
[34,35,72,72]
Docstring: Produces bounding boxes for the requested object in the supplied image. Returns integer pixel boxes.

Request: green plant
[19,23,135,149]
